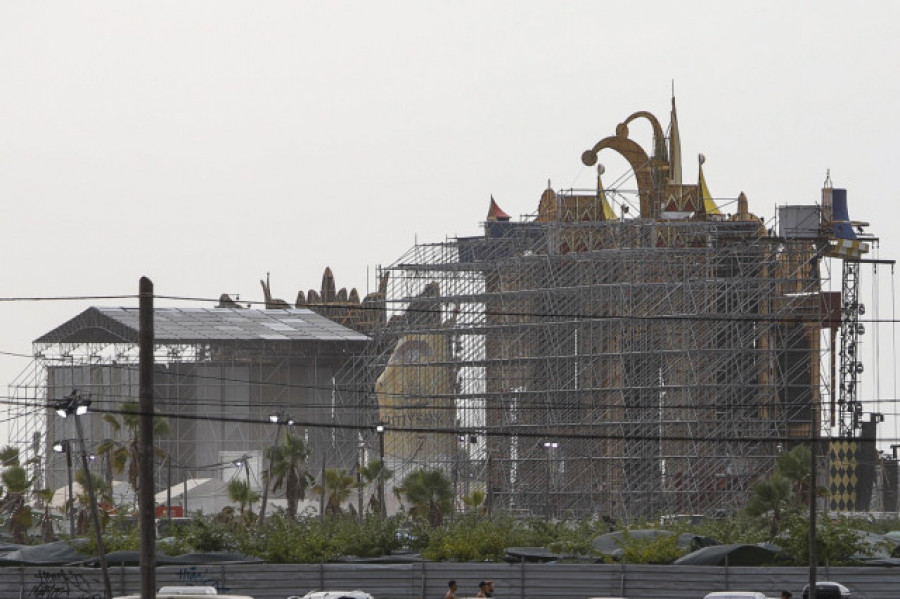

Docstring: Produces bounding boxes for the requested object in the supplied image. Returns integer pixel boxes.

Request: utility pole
[138,276,155,599]
[72,412,112,599]
[809,428,818,599]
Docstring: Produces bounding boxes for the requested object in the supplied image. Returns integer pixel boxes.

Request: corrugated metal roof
[35,307,370,344]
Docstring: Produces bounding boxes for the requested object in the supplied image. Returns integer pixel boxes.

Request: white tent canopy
[49,480,135,510]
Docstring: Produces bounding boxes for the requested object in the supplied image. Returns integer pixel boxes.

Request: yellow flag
[699,161,721,216]
[598,172,617,220]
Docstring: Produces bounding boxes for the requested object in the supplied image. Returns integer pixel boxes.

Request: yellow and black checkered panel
[829,439,859,511]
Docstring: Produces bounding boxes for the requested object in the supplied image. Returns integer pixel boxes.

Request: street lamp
[54,394,91,418]
[357,437,366,521]
[258,412,294,528]
[232,456,251,488]
[52,440,75,539]
[541,441,558,520]
[375,423,386,517]
[53,390,112,599]
[463,434,477,500]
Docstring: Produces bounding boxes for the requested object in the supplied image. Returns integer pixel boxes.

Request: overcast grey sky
[2,2,899,446]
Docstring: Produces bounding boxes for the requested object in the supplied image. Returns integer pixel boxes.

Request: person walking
[445,580,458,599]
[476,580,494,598]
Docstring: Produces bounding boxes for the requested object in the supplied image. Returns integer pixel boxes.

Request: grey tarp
[884,530,900,544]
[0,540,84,565]
[503,547,565,562]
[673,543,780,566]
[847,530,899,560]
[335,553,425,564]
[69,550,262,567]
[856,557,900,567]
[0,541,261,567]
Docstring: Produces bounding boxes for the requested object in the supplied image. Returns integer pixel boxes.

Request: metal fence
[8,562,900,599]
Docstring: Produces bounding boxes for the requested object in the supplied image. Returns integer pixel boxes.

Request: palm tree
[359,459,393,516]
[96,401,170,498]
[227,478,259,519]
[0,446,33,543]
[73,469,113,536]
[269,432,314,519]
[33,488,56,542]
[461,489,486,515]
[396,468,454,527]
[745,472,793,537]
[314,468,355,515]
[775,445,813,505]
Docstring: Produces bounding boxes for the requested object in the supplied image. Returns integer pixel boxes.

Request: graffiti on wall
[177,565,230,593]
[28,569,100,599]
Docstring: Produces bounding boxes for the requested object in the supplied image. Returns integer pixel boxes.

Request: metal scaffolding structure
[5,308,369,510]
[324,103,845,521]
[334,207,826,521]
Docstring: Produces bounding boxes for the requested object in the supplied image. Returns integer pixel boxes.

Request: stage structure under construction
[332,101,887,521]
[8,100,891,522]
[10,304,371,508]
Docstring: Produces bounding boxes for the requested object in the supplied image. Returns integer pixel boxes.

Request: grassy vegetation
[62,505,899,565]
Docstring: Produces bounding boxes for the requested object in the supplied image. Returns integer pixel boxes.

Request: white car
[115,586,255,599]
[703,593,768,599]
[287,592,375,599]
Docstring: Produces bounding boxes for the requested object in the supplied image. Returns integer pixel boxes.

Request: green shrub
[329,515,402,558]
[779,513,874,566]
[619,531,686,564]
[546,517,613,558]
[422,514,545,561]
[181,517,239,553]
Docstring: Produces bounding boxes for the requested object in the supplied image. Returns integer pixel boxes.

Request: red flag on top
[487,196,511,222]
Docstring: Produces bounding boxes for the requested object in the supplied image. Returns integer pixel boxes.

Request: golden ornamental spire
[668,96,683,185]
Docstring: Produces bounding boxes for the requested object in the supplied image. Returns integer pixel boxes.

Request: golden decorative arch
[581,110,671,218]
[622,110,667,160]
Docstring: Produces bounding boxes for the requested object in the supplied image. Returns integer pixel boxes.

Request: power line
[0,295,137,302]
[28,402,900,445]
[3,292,900,324]
[7,382,900,414]
[0,350,35,359]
